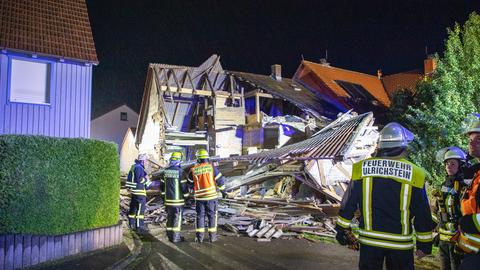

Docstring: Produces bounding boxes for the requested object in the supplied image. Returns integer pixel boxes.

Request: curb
[107,229,143,270]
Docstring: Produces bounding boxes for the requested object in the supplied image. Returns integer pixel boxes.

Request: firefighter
[127,154,152,233]
[159,152,189,243]
[433,146,467,270]
[188,149,226,243]
[335,122,434,270]
[456,114,480,268]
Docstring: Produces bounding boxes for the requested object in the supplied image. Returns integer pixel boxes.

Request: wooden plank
[30,236,39,266]
[113,225,119,245]
[160,86,212,96]
[46,236,54,261]
[5,235,14,270]
[38,236,46,264]
[61,235,69,258]
[105,227,111,247]
[81,232,88,252]
[99,228,105,249]
[74,233,81,255]
[0,235,5,270]
[87,231,94,251]
[68,234,75,256]
[54,236,62,259]
[93,229,100,250]
[22,235,31,268]
[13,235,22,269]
[118,225,123,244]
[244,91,274,99]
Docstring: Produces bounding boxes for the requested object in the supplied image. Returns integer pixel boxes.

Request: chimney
[377,69,382,79]
[319,58,330,66]
[271,64,282,81]
[424,54,437,76]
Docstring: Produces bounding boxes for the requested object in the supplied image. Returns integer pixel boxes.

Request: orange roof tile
[300,61,391,107]
[0,0,98,63]
[382,71,423,97]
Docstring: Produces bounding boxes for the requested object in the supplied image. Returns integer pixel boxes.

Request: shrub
[0,135,120,235]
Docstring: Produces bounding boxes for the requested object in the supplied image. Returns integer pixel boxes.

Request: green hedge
[0,135,120,235]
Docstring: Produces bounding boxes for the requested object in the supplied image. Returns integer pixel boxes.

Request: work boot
[196,232,204,243]
[209,232,218,243]
[171,233,185,243]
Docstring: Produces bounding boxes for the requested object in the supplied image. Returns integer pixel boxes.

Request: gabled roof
[0,0,98,63]
[382,70,422,97]
[298,61,391,107]
[228,71,332,119]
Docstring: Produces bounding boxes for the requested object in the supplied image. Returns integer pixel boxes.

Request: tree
[389,12,480,185]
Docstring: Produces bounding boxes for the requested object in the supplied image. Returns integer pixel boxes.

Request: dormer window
[9,56,52,105]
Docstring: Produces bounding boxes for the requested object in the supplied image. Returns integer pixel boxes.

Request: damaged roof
[150,54,228,91]
[0,0,98,63]
[220,112,373,163]
[229,71,333,119]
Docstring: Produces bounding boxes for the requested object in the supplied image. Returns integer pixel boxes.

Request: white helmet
[435,146,467,163]
[137,153,148,161]
[377,122,414,149]
[463,113,480,135]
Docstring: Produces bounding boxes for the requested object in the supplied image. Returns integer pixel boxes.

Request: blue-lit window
[8,56,53,105]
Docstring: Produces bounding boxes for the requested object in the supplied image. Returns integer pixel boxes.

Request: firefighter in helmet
[159,151,189,243]
[127,153,153,233]
[456,114,480,268]
[187,149,226,243]
[433,146,468,270]
[335,122,434,269]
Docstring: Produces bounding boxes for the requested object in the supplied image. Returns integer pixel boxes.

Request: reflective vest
[190,163,219,201]
[161,165,188,206]
[338,158,433,251]
[434,179,463,242]
[459,171,480,253]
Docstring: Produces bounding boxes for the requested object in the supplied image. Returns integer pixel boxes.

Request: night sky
[86,0,480,118]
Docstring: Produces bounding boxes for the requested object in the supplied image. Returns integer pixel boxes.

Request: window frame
[7,54,55,106]
[120,112,128,121]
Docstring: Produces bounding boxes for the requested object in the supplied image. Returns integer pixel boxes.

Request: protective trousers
[128,195,146,229]
[359,244,414,270]
[166,206,183,242]
[439,240,462,270]
[195,199,218,242]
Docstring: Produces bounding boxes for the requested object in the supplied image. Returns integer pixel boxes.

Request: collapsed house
[127,55,384,240]
[135,55,335,167]
[218,111,378,203]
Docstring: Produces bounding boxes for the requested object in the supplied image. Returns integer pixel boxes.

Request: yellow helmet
[170,151,182,161]
[195,149,209,160]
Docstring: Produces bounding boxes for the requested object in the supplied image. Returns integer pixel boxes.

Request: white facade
[91,105,139,151]
[120,128,139,174]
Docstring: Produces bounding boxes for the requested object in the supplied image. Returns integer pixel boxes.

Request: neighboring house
[294,60,391,120]
[0,0,98,137]
[91,104,139,150]
[120,127,139,174]
[294,58,431,123]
